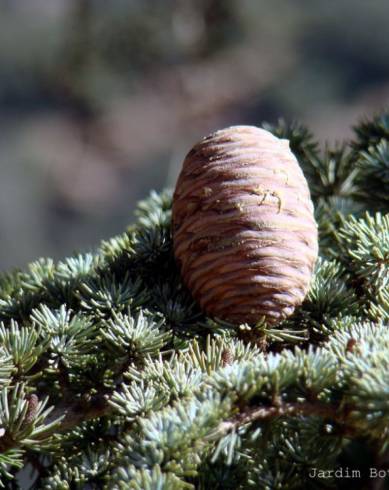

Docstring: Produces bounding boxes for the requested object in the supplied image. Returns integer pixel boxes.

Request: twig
[218,401,351,436]
[48,391,112,434]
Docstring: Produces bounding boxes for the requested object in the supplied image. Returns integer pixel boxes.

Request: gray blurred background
[1,0,389,271]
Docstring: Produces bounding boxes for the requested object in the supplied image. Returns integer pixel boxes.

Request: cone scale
[172,126,318,325]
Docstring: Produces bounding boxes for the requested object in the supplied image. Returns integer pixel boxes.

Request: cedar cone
[172,126,318,325]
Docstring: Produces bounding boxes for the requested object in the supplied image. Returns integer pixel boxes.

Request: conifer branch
[49,391,111,434]
[0,115,389,487]
[218,401,353,436]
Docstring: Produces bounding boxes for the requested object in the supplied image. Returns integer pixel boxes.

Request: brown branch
[50,393,353,448]
[50,353,143,435]
[49,391,112,434]
[218,401,353,437]
[0,392,112,453]
[45,352,140,434]
[0,360,355,456]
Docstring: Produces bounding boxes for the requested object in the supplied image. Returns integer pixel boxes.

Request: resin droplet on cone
[172,126,318,325]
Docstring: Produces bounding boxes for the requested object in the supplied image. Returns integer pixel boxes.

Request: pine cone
[172,126,318,326]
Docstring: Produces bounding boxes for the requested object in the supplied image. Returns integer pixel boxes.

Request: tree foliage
[0,113,389,489]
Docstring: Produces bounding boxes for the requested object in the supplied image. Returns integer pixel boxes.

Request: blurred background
[1,0,389,270]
